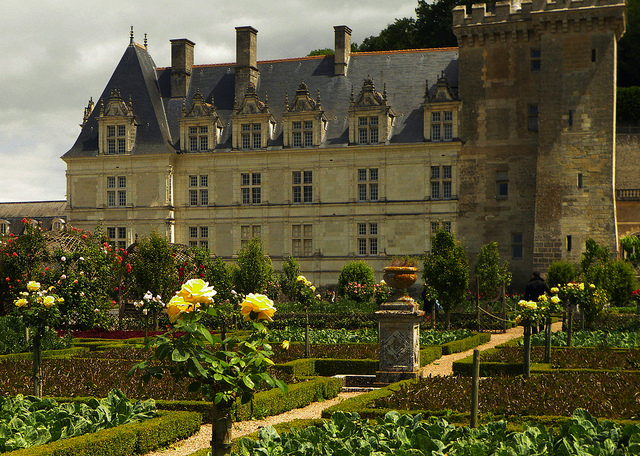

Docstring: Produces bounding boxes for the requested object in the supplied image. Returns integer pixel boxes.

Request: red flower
[12,252,17,257]
[4,278,9,282]
[82,234,87,239]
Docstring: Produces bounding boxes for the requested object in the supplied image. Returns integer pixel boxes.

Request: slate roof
[0,201,67,236]
[63,41,458,159]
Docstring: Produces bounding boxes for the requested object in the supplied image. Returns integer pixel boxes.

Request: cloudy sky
[0,0,418,203]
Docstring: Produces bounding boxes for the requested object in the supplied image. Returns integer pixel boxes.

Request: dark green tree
[618,0,640,87]
[233,238,275,296]
[422,229,469,329]
[337,261,376,300]
[474,241,511,299]
[279,256,301,301]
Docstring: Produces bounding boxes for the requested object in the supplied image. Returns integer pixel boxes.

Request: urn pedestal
[375,266,424,385]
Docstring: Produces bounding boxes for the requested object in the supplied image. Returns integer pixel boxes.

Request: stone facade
[62,0,627,290]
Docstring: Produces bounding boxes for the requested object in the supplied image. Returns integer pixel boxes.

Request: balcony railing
[616,189,640,201]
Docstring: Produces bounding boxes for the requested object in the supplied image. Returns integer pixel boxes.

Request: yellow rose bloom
[177,279,216,304]
[15,298,28,307]
[166,295,199,322]
[579,283,585,290]
[538,294,548,302]
[27,281,41,292]
[590,284,596,289]
[240,293,276,321]
[296,275,306,283]
[43,296,56,308]
[551,296,561,304]
[56,297,65,303]
[282,340,290,350]
[550,287,559,294]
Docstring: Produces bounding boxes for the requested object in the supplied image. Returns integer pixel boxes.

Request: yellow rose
[27,281,41,292]
[551,296,560,304]
[579,283,585,290]
[282,340,290,350]
[296,275,306,283]
[311,286,316,292]
[589,284,596,289]
[538,294,548,302]
[56,297,65,303]
[15,298,28,307]
[380,280,386,285]
[43,296,56,308]
[240,293,276,321]
[177,279,216,304]
[166,295,199,322]
[551,287,559,294]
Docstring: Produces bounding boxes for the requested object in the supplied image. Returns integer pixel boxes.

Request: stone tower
[453,0,626,279]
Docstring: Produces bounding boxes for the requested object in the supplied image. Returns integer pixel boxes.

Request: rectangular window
[107,191,116,207]
[591,49,597,63]
[303,185,313,203]
[303,131,313,147]
[200,227,209,238]
[107,177,116,189]
[252,132,262,149]
[240,172,261,204]
[118,190,127,207]
[292,171,312,203]
[107,126,116,137]
[241,134,251,149]
[111,227,126,249]
[293,121,301,130]
[239,122,262,149]
[188,175,209,206]
[117,125,126,137]
[118,139,126,154]
[577,173,583,189]
[190,227,198,238]
[242,188,250,204]
[567,235,573,252]
[107,176,126,207]
[443,221,452,233]
[531,49,541,71]
[512,233,523,259]
[443,124,453,141]
[431,166,452,200]
[357,222,379,256]
[118,176,127,188]
[189,226,209,250]
[496,171,509,198]
[292,224,313,256]
[358,129,368,144]
[431,124,441,141]
[528,104,539,132]
[430,221,439,234]
[357,116,380,144]
[369,127,379,144]
[292,132,302,147]
[432,112,441,122]
[189,136,198,152]
[357,168,380,202]
[107,227,116,239]
[240,224,261,249]
[252,187,261,204]
[107,140,116,154]
[200,136,208,151]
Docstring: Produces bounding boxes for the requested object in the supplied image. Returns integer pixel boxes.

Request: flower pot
[383,266,418,290]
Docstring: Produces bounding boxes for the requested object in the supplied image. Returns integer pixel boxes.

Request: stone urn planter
[382,266,418,305]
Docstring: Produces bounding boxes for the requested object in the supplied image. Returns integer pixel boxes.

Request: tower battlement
[453,0,626,39]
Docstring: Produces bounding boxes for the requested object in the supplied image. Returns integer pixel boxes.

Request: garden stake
[544,316,552,363]
[523,323,531,378]
[567,310,573,347]
[305,306,310,358]
[470,349,480,428]
[501,282,507,333]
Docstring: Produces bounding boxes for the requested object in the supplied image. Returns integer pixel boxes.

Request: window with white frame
[292,224,313,256]
[357,168,379,202]
[107,176,127,207]
[189,226,209,249]
[430,166,452,200]
[292,171,313,203]
[241,123,262,150]
[430,221,452,234]
[106,226,127,249]
[188,126,210,152]
[188,174,209,207]
[0,221,8,235]
[357,222,378,256]
[106,124,127,155]
[240,225,262,249]
[431,111,453,141]
[241,172,262,204]
[292,120,314,148]
[357,116,380,145]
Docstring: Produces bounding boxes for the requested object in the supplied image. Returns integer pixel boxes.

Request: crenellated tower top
[453,0,626,45]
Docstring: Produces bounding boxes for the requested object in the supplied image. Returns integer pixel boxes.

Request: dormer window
[180,90,223,152]
[0,220,9,236]
[423,74,461,142]
[348,77,395,146]
[231,83,275,150]
[283,82,327,149]
[97,89,137,155]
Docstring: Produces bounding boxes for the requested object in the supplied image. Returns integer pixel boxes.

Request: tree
[307,48,334,56]
[279,256,301,301]
[617,0,640,87]
[474,241,511,299]
[422,229,469,329]
[337,261,376,300]
[233,238,275,296]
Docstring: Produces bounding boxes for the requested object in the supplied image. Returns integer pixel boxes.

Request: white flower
[61,256,66,262]
[80,292,85,297]
[231,290,237,295]
[61,275,66,280]
[94,308,99,313]
[142,309,148,315]
[79,257,85,261]
[143,291,153,301]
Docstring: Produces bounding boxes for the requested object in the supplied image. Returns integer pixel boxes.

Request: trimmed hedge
[440,332,491,355]
[419,346,442,366]
[4,410,201,456]
[273,358,315,377]
[314,359,378,376]
[0,346,89,361]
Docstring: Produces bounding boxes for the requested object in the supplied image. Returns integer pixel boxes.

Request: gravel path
[143,323,554,456]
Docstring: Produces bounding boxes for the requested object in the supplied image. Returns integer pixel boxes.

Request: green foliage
[474,241,511,299]
[307,48,334,56]
[530,330,640,348]
[422,229,469,329]
[236,409,640,456]
[130,232,177,302]
[0,316,70,355]
[278,256,301,301]
[580,238,610,273]
[546,260,579,287]
[617,87,640,122]
[617,0,640,87]
[337,261,375,299]
[233,238,276,297]
[0,389,155,452]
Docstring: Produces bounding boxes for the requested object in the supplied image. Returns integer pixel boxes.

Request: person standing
[524,271,551,333]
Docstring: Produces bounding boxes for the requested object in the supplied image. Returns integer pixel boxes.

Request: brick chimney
[235,26,259,105]
[170,39,195,98]
[334,25,352,76]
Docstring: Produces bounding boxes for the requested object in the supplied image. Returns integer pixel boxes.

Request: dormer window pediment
[231,84,275,150]
[282,82,327,148]
[348,77,396,145]
[422,74,461,143]
[97,88,137,155]
[179,90,224,152]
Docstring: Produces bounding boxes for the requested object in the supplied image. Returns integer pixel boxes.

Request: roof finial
[144,33,148,49]
[383,83,387,102]
[316,89,322,110]
[284,91,289,110]
[130,26,134,45]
